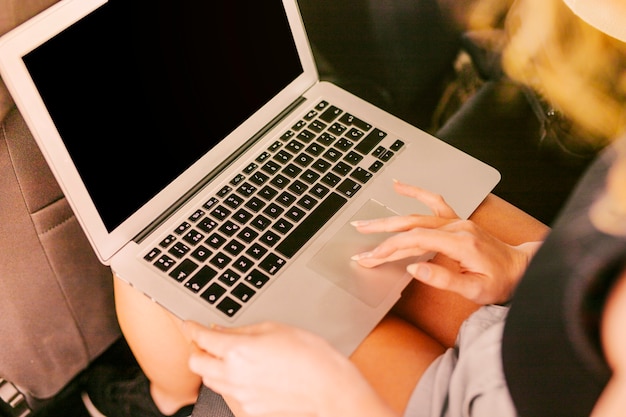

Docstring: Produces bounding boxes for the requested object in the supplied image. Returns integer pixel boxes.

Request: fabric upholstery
[0,107,120,399]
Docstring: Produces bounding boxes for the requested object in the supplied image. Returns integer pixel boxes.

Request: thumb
[407,262,483,301]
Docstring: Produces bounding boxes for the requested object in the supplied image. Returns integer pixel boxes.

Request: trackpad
[308,199,412,307]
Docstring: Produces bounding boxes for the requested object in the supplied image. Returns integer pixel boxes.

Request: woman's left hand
[185,321,396,417]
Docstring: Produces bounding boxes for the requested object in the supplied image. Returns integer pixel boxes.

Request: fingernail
[350,220,370,227]
[351,251,372,261]
[408,264,430,280]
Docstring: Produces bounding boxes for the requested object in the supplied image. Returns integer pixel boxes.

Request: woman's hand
[185,321,396,417]
[351,181,541,305]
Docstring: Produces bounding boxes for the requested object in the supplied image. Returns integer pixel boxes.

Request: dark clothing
[503,140,626,417]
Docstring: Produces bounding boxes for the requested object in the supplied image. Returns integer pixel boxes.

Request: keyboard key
[245,196,266,212]
[233,208,253,224]
[206,233,227,249]
[297,195,318,211]
[259,230,280,247]
[270,174,290,189]
[311,159,332,173]
[144,248,161,262]
[218,269,241,286]
[281,163,302,178]
[232,283,256,303]
[296,130,315,143]
[345,128,364,141]
[169,242,191,258]
[233,255,254,273]
[237,227,259,243]
[300,169,320,184]
[334,138,354,151]
[286,140,305,153]
[189,209,205,222]
[155,255,176,272]
[339,113,372,131]
[246,243,268,260]
[390,139,405,151]
[337,178,362,197]
[174,222,191,235]
[198,218,218,233]
[218,221,241,236]
[201,283,227,304]
[216,297,242,317]
[237,182,257,197]
[169,259,198,282]
[251,215,272,231]
[288,180,308,195]
[308,120,327,133]
[259,253,287,275]
[249,171,269,186]
[159,235,176,248]
[292,120,307,130]
[185,266,217,292]
[355,128,387,154]
[217,185,232,197]
[343,151,363,165]
[319,105,342,123]
[203,197,219,210]
[328,122,347,136]
[321,172,340,187]
[191,245,212,262]
[276,191,297,206]
[263,203,284,219]
[224,240,246,256]
[183,230,204,246]
[209,206,231,221]
[351,167,373,183]
[272,218,294,234]
[276,192,347,258]
[224,194,244,209]
[285,206,306,222]
[294,153,314,167]
[245,269,270,288]
[210,252,232,269]
[261,160,281,174]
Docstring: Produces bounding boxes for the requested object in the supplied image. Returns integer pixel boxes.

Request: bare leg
[113,277,202,415]
[350,314,445,414]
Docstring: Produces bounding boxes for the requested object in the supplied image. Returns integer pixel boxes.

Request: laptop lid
[0,0,319,263]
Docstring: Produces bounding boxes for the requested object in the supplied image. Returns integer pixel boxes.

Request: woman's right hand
[351,181,542,305]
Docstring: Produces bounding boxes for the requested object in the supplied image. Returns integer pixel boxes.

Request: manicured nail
[351,219,372,227]
[408,264,430,280]
[351,251,372,261]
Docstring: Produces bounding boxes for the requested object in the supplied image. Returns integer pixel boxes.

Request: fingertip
[407,263,431,281]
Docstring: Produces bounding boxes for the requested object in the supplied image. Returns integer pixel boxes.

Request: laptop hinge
[134,96,308,243]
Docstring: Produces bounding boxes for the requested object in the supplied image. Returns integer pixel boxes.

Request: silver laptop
[0,0,499,355]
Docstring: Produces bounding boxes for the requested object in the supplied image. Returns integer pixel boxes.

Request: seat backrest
[0,2,122,396]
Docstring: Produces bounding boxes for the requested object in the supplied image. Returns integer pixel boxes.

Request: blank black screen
[23,0,303,231]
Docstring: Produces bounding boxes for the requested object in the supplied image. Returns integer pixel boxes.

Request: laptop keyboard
[143,100,405,319]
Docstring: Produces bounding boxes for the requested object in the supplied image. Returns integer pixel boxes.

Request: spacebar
[276,192,347,258]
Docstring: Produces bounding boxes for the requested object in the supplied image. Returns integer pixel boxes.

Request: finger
[393,180,458,218]
[407,262,483,301]
[352,246,428,268]
[184,321,252,359]
[353,221,479,268]
[351,214,453,234]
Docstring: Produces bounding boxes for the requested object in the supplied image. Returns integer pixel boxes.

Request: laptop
[0,0,500,355]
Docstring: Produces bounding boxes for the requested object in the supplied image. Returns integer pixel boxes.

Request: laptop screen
[23,1,303,232]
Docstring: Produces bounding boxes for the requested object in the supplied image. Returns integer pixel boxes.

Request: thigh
[350,314,445,415]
